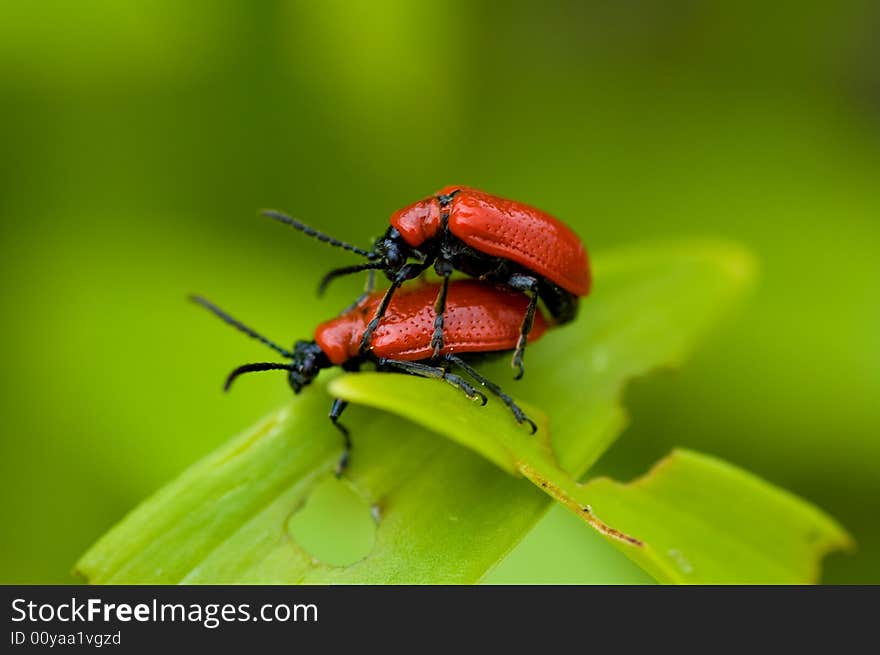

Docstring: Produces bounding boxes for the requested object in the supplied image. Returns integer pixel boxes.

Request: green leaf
[77,239,847,584]
[580,449,853,583]
[75,392,552,584]
[329,376,852,583]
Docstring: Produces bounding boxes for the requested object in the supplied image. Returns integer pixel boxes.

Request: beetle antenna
[318,262,386,296]
[224,362,293,391]
[261,210,378,259]
[190,295,293,358]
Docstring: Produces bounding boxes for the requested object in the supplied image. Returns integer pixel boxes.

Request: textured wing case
[315,280,548,364]
[448,188,591,296]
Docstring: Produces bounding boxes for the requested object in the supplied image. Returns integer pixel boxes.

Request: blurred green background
[1,0,877,584]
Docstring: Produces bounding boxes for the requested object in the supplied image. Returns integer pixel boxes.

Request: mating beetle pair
[265,186,590,379]
[195,186,590,473]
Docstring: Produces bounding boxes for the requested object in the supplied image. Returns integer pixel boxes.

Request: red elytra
[390,185,591,297]
[192,278,549,473]
[316,279,549,365]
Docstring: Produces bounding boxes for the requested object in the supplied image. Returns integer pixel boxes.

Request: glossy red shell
[388,198,442,247]
[315,280,549,365]
[389,186,590,297]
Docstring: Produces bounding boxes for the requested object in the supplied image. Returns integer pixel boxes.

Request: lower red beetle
[263,185,589,380]
[192,280,547,473]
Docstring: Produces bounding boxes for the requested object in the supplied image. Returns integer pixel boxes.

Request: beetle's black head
[371,228,409,270]
[287,340,328,393]
[369,227,434,284]
[191,294,334,395]
[315,227,417,295]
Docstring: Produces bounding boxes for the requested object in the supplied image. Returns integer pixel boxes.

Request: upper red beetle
[192,280,548,473]
[263,186,590,379]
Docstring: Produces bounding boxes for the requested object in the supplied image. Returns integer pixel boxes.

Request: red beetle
[192,280,548,473]
[264,185,589,379]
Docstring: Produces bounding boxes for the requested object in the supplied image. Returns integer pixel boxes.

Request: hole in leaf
[287,476,377,567]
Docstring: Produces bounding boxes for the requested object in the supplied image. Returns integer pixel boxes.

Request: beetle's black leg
[329,398,352,476]
[430,261,453,359]
[359,279,401,353]
[506,274,541,380]
[377,358,487,405]
[445,355,538,434]
[512,289,539,380]
[359,263,427,354]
